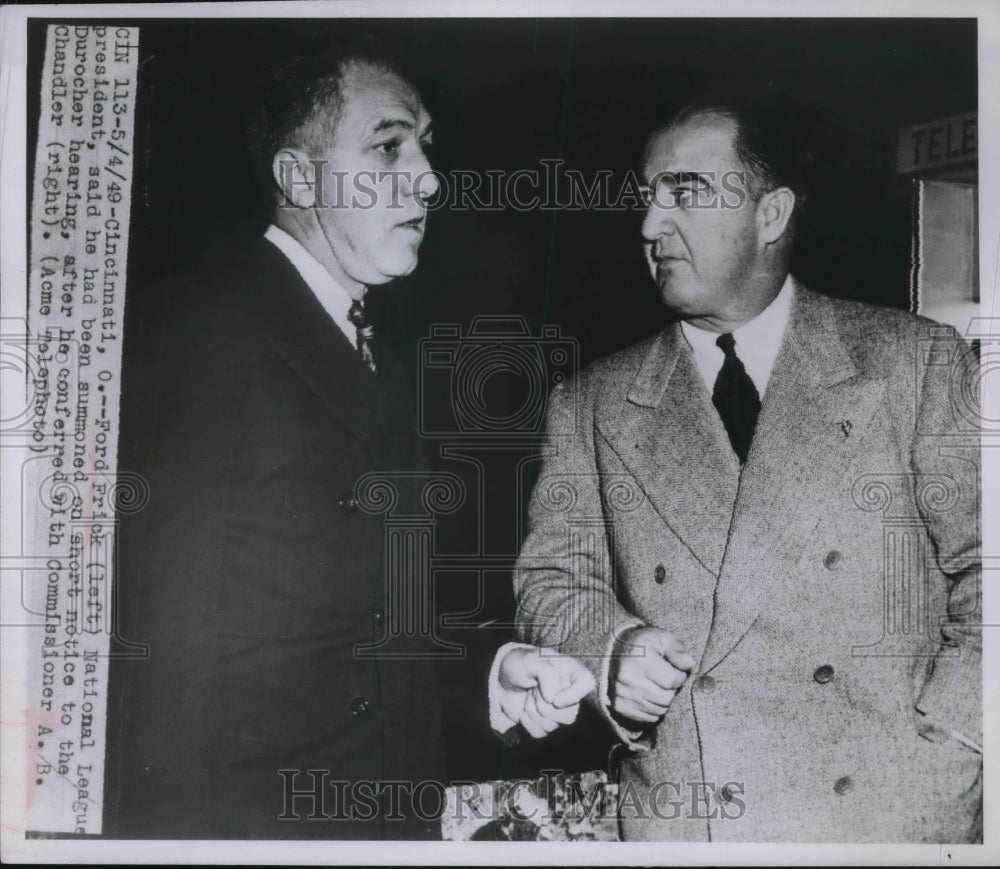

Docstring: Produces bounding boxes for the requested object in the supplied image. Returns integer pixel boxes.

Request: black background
[28,16,978,783]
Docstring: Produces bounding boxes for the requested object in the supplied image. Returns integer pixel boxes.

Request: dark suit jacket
[105,238,475,839]
[516,283,981,842]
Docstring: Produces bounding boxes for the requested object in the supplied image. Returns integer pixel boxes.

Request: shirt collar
[264,224,357,345]
[680,275,795,397]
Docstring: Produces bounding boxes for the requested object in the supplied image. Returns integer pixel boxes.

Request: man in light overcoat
[514,95,982,843]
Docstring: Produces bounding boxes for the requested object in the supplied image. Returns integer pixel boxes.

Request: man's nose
[641,202,676,244]
[408,146,440,203]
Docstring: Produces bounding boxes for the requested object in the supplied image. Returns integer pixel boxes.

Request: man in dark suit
[105,42,594,840]
[515,95,981,842]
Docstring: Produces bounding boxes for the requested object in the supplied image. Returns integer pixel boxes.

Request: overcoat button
[351,696,371,717]
[833,775,854,795]
[338,493,359,514]
[654,564,666,584]
[813,664,835,684]
[823,550,842,570]
[694,675,715,693]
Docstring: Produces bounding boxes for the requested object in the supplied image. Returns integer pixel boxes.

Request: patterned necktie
[712,332,760,464]
[347,299,379,376]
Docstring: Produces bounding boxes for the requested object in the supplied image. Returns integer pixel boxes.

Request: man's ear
[271,148,317,209]
[757,186,795,245]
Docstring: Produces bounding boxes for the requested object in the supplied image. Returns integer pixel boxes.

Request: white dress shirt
[680,275,795,400]
[264,224,358,347]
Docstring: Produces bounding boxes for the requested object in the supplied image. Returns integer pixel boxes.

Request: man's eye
[639,185,653,206]
[375,139,401,156]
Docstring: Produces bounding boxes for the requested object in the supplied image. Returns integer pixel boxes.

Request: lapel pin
[840,420,852,438]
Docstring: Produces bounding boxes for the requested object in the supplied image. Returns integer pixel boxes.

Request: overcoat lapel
[596,325,740,577]
[700,286,887,672]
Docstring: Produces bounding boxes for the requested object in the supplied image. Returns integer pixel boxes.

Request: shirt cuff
[949,730,983,753]
[917,709,983,753]
[488,641,536,734]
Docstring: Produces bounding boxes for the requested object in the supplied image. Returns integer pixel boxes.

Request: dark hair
[245,33,409,193]
[664,91,814,214]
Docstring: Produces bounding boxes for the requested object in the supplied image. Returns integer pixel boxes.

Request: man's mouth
[651,242,686,264]
[397,216,425,232]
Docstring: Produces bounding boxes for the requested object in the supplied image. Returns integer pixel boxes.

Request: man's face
[640,116,765,328]
[308,61,438,289]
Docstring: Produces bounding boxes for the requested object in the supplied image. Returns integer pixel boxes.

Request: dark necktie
[712,333,760,464]
[347,298,379,375]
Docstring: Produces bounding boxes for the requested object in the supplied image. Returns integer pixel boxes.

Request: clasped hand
[498,647,596,738]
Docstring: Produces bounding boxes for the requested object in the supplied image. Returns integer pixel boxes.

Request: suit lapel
[597,325,740,577]
[248,241,388,461]
[268,332,388,459]
[700,285,887,672]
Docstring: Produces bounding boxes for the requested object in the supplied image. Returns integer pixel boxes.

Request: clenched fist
[609,626,695,725]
